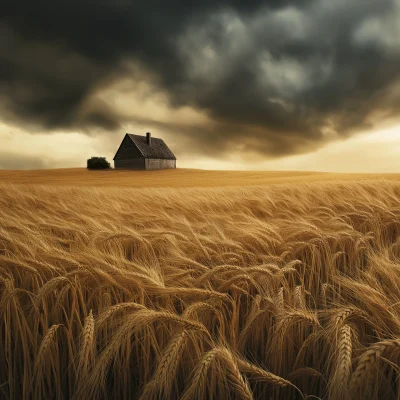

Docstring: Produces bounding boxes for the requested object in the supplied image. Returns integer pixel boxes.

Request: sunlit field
[1,169,400,399]
[1,167,400,187]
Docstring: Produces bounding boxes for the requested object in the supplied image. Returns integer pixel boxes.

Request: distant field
[0,171,400,399]
[0,167,400,187]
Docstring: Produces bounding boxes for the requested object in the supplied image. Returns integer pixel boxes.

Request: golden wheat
[77,310,95,377]
[0,175,400,399]
[329,324,353,400]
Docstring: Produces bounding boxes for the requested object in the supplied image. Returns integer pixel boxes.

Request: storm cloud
[1,0,400,158]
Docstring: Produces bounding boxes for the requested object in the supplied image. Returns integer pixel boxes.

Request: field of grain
[1,169,400,399]
[1,167,400,187]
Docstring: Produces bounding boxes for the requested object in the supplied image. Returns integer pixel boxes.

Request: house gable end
[113,134,144,160]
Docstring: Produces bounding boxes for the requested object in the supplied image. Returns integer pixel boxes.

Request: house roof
[116,133,176,160]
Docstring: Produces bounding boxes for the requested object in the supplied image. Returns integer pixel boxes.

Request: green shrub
[87,157,111,170]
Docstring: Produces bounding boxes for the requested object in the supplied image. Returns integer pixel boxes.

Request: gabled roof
[114,133,177,160]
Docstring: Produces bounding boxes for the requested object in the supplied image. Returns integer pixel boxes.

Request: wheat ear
[35,324,62,367]
[350,338,400,394]
[329,324,353,400]
[77,310,95,376]
[139,330,188,400]
[181,348,222,400]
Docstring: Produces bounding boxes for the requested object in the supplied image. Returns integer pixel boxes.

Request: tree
[87,157,111,170]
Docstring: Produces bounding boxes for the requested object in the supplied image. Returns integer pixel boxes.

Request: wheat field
[1,169,400,399]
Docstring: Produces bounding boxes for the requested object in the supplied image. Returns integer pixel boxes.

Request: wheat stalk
[329,324,353,400]
[350,338,400,395]
[139,329,189,399]
[35,324,62,367]
[218,349,254,400]
[77,310,95,377]
[181,348,221,400]
[95,302,146,327]
[236,357,294,388]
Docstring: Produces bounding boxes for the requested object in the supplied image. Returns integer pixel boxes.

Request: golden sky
[1,117,399,172]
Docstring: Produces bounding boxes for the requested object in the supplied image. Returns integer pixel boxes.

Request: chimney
[146,132,151,146]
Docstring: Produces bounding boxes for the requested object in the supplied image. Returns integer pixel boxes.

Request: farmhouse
[113,132,176,170]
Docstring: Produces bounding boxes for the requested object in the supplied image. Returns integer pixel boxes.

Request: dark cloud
[1,0,400,157]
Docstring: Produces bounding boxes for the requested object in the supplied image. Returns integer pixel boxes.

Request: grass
[0,169,400,399]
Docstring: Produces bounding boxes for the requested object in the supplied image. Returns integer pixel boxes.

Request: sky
[1,0,400,171]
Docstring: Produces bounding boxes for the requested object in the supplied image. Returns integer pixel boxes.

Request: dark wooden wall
[114,159,145,169]
[145,159,176,170]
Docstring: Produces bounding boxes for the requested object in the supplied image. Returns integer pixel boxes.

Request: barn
[113,132,176,170]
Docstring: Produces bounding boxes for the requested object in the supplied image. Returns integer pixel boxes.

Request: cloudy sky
[1,0,400,171]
